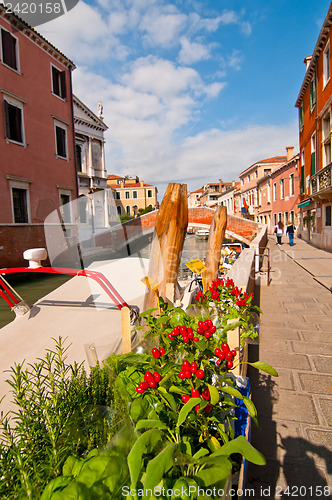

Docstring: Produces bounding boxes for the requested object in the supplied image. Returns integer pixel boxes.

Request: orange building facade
[0,6,77,266]
[295,3,332,250]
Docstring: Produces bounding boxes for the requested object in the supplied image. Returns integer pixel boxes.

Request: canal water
[0,234,208,330]
[0,274,72,329]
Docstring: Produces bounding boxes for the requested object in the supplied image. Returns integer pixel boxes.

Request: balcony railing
[310,162,332,196]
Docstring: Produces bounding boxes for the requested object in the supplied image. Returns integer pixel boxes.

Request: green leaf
[207,384,220,405]
[156,315,169,324]
[219,386,243,399]
[193,448,209,460]
[127,429,163,488]
[143,443,177,498]
[196,462,231,486]
[247,361,279,377]
[159,390,177,411]
[135,419,167,431]
[177,398,200,426]
[206,435,266,465]
[130,397,150,423]
[169,385,185,395]
[40,476,73,499]
[242,395,257,419]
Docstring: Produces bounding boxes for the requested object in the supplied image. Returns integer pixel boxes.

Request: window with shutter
[4,100,23,143]
[1,29,18,70]
[51,65,67,99]
[301,165,305,193]
[310,75,316,111]
[55,125,67,158]
[311,152,316,175]
[299,103,304,131]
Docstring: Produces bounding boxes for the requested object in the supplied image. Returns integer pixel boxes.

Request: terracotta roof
[0,3,75,69]
[107,174,124,180]
[190,188,204,194]
[239,156,287,177]
[115,182,155,188]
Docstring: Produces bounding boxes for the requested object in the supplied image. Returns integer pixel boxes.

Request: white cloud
[39,1,129,62]
[178,37,211,65]
[139,5,187,47]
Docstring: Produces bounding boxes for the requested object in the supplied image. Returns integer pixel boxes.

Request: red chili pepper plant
[108,295,278,468]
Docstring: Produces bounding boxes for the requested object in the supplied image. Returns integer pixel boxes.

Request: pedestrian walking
[274,221,284,245]
[286,221,295,246]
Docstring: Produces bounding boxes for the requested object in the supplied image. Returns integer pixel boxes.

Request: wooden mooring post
[143,183,188,311]
[204,205,227,289]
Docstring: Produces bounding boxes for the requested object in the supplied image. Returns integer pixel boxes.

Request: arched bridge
[94,207,260,257]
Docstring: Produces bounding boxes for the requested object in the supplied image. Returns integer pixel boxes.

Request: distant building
[270,150,300,231]
[295,2,332,250]
[199,180,234,208]
[217,183,240,215]
[107,175,158,217]
[238,156,287,220]
[74,96,108,232]
[256,148,300,232]
[0,5,77,266]
[188,188,204,208]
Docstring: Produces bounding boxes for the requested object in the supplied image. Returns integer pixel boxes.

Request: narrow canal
[0,234,209,330]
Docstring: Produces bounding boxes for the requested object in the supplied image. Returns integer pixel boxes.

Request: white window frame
[54,119,68,160]
[280,178,284,200]
[322,109,331,167]
[3,91,26,146]
[323,41,330,88]
[50,63,67,100]
[147,189,153,198]
[273,182,277,202]
[10,179,31,223]
[289,173,295,197]
[0,27,20,73]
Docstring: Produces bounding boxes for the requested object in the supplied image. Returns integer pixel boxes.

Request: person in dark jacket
[286,221,295,246]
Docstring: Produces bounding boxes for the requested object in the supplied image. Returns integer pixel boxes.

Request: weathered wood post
[143,183,188,311]
[204,205,227,289]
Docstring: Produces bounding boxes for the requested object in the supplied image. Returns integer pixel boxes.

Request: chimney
[304,55,312,69]
[286,146,294,161]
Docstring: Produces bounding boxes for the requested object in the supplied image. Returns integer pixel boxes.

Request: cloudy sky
[39,0,330,198]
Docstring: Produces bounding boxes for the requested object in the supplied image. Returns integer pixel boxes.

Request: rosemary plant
[0,337,125,499]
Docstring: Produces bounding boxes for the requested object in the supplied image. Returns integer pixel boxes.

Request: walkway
[246,236,332,498]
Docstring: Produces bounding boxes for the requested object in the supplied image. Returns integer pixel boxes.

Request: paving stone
[292,296,317,303]
[258,351,311,371]
[299,373,332,395]
[259,337,290,351]
[287,321,319,331]
[268,368,295,391]
[255,390,319,424]
[318,398,332,426]
[261,328,301,340]
[302,314,331,322]
[291,341,332,356]
[302,331,332,343]
[247,458,329,494]
[316,323,332,332]
[312,356,332,374]
[304,428,332,468]
[251,417,304,461]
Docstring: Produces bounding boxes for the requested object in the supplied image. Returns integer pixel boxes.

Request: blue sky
[39,0,331,198]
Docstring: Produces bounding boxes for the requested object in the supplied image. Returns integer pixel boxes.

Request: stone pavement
[245,236,332,499]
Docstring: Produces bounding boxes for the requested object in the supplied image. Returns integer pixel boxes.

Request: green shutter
[301,165,305,192]
[310,75,316,110]
[311,152,316,175]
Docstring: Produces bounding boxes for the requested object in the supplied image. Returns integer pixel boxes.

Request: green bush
[0,338,126,499]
